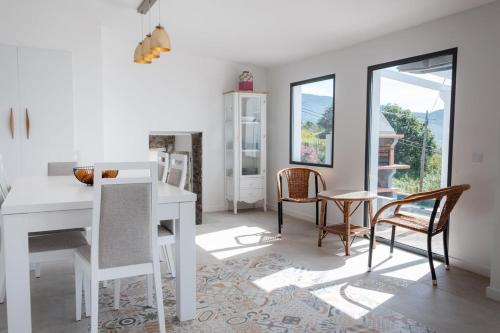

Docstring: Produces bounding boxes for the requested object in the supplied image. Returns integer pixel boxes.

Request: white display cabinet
[224,92,267,214]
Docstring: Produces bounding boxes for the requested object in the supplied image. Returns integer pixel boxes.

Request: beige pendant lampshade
[134,42,152,64]
[151,25,171,52]
[142,34,156,59]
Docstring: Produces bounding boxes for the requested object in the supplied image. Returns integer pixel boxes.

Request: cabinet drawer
[240,177,264,189]
[240,188,264,203]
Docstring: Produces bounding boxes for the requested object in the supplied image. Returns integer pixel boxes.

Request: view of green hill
[413,109,444,146]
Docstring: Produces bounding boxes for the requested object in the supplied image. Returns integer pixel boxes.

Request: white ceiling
[109,0,496,67]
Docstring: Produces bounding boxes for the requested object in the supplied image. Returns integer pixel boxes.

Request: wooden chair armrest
[372,194,441,226]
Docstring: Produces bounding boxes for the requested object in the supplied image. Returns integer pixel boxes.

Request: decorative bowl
[73,166,119,186]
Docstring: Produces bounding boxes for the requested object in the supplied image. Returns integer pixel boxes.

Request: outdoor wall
[267,1,500,277]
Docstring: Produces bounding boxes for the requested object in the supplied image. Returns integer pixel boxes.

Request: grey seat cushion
[29,231,88,253]
[29,228,87,236]
[76,244,91,262]
[98,183,152,269]
[48,161,76,176]
[166,168,183,187]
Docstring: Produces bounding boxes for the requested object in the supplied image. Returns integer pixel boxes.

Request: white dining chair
[158,151,169,183]
[0,189,6,303]
[74,162,166,333]
[158,153,187,279]
[112,153,188,308]
[48,161,77,176]
[0,159,87,304]
[0,155,10,198]
[29,161,86,279]
[167,153,188,190]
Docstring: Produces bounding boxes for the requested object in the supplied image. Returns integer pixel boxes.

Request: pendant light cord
[148,0,152,33]
[158,0,161,25]
[141,13,144,38]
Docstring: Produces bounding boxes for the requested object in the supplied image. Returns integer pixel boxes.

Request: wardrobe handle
[25,108,30,139]
[9,108,14,139]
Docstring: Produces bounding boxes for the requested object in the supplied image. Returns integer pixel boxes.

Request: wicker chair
[276,167,326,235]
[368,184,470,285]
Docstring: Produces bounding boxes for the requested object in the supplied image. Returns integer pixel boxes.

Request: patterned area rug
[97,253,435,332]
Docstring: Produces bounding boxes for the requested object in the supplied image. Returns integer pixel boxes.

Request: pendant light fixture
[151,0,171,52]
[142,0,157,60]
[134,13,152,64]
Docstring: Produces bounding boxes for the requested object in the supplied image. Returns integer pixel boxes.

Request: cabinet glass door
[224,96,234,177]
[240,96,261,176]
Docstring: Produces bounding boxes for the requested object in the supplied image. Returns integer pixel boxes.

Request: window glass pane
[290,75,334,166]
[241,97,261,176]
[367,51,456,256]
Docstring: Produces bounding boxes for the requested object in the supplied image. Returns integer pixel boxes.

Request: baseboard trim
[203,205,228,213]
[486,286,500,302]
[267,203,316,223]
[267,204,490,276]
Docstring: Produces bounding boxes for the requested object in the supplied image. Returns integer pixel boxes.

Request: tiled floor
[1,209,499,332]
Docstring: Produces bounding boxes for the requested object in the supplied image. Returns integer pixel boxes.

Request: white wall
[100,6,267,212]
[267,1,500,276]
[487,104,500,300]
[0,0,104,165]
[0,0,267,213]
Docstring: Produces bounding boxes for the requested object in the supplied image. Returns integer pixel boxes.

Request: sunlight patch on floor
[196,226,274,259]
[312,283,394,319]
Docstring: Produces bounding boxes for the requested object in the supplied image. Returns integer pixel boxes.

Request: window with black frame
[290,74,335,167]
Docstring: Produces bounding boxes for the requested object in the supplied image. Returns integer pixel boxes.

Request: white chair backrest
[0,154,10,198]
[48,161,77,176]
[158,152,169,183]
[92,162,158,270]
[0,184,5,206]
[167,153,188,190]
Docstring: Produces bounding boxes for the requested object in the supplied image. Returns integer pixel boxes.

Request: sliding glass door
[365,49,457,257]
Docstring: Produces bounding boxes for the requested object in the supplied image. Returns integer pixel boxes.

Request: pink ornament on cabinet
[238,71,254,91]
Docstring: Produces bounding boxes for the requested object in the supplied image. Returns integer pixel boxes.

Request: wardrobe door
[0,44,21,183]
[18,47,74,177]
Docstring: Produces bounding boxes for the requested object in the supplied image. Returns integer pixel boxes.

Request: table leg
[175,201,196,321]
[318,199,327,247]
[4,215,32,333]
[344,201,352,256]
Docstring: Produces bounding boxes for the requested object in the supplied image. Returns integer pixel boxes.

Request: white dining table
[0,176,197,333]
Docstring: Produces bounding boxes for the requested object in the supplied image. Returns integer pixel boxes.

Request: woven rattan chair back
[276,167,326,201]
[434,184,470,231]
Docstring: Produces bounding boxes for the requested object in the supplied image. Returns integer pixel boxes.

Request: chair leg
[90,278,99,333]
[278,202,283,235]
[84,273,90,317]
[315,201,319,226]
[390,226,396,256]
[74,263,82,321]
[0,276,4,304]
[368,226,375,272]
[153,261,166,333]
[114,279,120,310]
[0,248,5,304]
[35,263,41,278]
[165,244,176,278]
[147,274,153,307]
[427,234,437,286]
[443,227,450,270]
